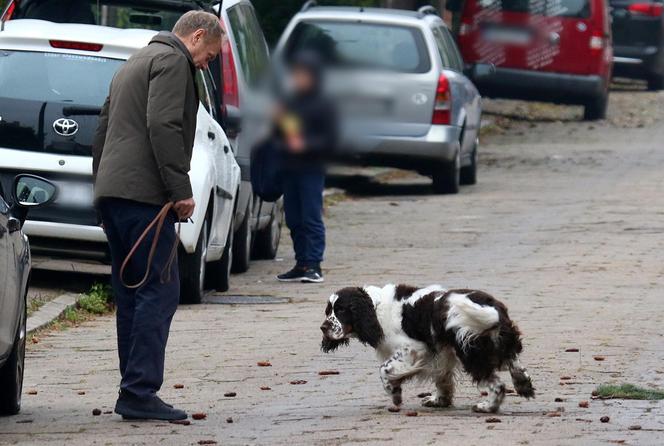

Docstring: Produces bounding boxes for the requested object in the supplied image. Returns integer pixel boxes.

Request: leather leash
[119,202,181,289]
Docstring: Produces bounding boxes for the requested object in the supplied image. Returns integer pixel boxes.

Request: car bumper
[476,67,606,103]
[613,45,662,77]
[338,125,462,168]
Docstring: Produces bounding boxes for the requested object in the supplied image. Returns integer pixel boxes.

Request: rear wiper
[63,105,102,116]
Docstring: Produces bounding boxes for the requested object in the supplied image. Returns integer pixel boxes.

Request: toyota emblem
[53,118,79,137]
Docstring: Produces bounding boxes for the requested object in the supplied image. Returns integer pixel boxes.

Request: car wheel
[432,147,460,194]
[0,305,26,415]
[206,216,234,292]
[583,93,608,121]
[231,201,252,274]
[460,139,478,186]
[178,220,208,305]
[252,203,283,260]
[647,74,664,91]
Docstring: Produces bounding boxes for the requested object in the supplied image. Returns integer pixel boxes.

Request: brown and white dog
[320,284,534,412]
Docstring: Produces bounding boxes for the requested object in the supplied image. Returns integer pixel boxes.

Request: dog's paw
[472,402,499,413]
[421,395,452,408]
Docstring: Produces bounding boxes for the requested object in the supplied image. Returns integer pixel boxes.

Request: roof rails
[417,5,438,16]
[301,1,318,12]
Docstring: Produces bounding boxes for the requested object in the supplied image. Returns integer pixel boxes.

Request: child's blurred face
[291,66,315,93]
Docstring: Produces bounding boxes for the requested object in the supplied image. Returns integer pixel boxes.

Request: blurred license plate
[343,97,392,117]
[55,181,94,207]
[483,27,531,45]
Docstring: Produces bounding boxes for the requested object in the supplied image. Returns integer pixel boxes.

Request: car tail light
[432,73,451,125]
[220,27,239,107]
[628,2,664,16]
[50,40,103,52]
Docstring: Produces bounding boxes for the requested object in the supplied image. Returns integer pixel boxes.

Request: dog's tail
[445,292,500,351]
[509,359,535,399]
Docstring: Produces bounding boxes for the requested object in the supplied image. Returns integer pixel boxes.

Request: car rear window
[0,50,121,105]
[285,20,431,73]
[11,0,186,30]
[476,0,591,18]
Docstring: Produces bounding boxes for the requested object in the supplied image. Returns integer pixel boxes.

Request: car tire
[0,306,26,416]
[231,201,252,274]
[252,203,283,260]
[178,220,208,305]
[647,74,664,91]
[460,140,478,186]
[583,93,608,121]
[432,147,460,194]
[206,216,234,293]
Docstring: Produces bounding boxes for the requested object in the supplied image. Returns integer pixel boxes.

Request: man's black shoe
[115,392,187,421]
[118,390,173,408]
[277,266,308,282]
[301,268,324,283]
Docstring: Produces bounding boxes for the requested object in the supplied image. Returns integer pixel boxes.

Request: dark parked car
[610,0,664,90]
[1,0,283,275]
[0,174,56,415]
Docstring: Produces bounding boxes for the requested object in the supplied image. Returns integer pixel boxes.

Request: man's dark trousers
[282,171,325,268]
[98,198,179,399]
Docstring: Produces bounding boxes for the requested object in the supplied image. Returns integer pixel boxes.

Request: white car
[0,20,241,303]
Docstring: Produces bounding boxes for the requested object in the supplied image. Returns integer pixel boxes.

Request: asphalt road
[3,86,664,445]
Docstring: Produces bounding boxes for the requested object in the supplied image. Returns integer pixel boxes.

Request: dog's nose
[320,322,330,333]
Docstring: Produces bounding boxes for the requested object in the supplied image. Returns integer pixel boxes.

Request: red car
[456,0,613,120]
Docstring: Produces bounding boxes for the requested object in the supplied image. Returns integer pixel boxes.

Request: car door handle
[8,217,21,234]
[224,145,229,154]
[208,131,216,140]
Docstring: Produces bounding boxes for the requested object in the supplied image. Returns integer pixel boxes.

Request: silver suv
[275,4,492,193]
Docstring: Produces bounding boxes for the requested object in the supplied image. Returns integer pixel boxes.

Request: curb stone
[27,293,79,334]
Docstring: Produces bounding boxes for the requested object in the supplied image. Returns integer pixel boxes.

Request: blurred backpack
[250,139,283,202]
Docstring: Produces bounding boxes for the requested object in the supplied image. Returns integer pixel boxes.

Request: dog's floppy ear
[351,288,384,348]
[321,337,349,353]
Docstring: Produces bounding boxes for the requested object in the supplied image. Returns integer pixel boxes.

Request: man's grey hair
[172,11,224,42]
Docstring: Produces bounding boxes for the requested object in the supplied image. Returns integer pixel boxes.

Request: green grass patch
[77,283,114,315]
[595,383,664,400]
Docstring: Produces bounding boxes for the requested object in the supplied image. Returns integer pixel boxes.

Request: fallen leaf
[417,392,432,398]
[260,386,271,391]
[27,390,37,395]
[226,417,233,423]
[169,420,191,426]
[594,356,606,361]
[198,441,217,445]
[257,361,272,367]
[485,417,501,423]
[77,391,86,395]
[607,441,625,445]
[576,418,592,423]
[92,409,101,416]
[318,370,340,376]
[103,411,112,414]
[387,406,400,413]
[554,397,564,402]
[565,348,579,352]
[628,425,641,431]
[192,413,207,420]
[173,384,184,389]
[600,416,610,423]
[546,412,562,417]
[591,390,599,396]
[579,401,589,408]
[405,411,418,417]
[290,380,307,385]
[31,337,40,344]
[481,391,489,397]
[560,376,572,380]
[223,392,237,397]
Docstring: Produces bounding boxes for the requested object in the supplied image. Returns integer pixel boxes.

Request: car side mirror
[11,174,57,227]
[222,105,243,139]
[465,63,495,81]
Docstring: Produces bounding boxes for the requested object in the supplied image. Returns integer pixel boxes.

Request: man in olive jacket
[92,11,223,421]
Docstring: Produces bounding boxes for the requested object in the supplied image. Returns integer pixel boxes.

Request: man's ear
[351,288,384,348]
[321,337,349,353]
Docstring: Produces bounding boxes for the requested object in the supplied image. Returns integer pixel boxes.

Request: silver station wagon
[275,4,492,194]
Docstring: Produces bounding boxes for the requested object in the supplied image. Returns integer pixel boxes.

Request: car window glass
[431,27,452,69]
[440,27,464,71]
[203,69,219,121]
[227,4,269,87]
[477,0,591,18]
[286,21,431,73]
[195,70,212,113]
